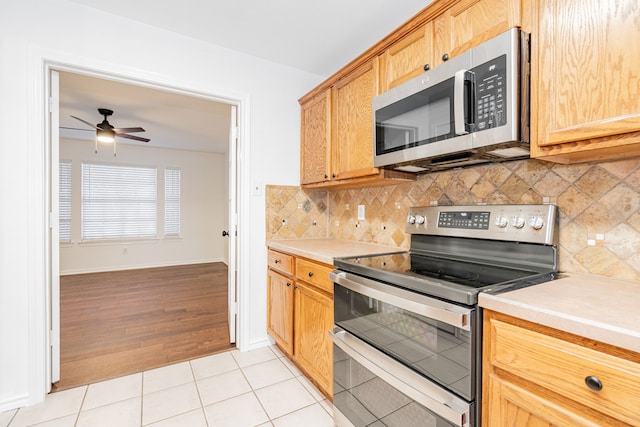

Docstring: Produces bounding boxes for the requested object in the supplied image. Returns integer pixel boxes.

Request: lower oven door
[331,270,477,401]
[330,326,472,427]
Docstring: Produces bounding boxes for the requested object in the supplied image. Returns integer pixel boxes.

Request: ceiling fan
[66,108,150,143]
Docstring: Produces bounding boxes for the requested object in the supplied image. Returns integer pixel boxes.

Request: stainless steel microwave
[373,28,530,173]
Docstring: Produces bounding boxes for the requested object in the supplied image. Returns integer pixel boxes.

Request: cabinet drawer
[268,249,294,275]
[489,319,640,425]
[295,258,333,294]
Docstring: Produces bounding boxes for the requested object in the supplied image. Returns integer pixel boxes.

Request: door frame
[29,50,252,404]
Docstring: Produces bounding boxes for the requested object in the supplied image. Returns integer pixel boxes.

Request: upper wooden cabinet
[300,89,331,185]
[377,21,434,93]
[332,60,378,181]
[530,0,640,163]
[433,0,522,65]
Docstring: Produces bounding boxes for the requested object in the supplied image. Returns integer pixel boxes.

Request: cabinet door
[532,0,640,161]
[332,60,378,180]
[378,21,434,93]
[267,269,294,356]
[434,0,521,65]
[484,375,603,427]
[293,281,333,396]
[300,89,332,185]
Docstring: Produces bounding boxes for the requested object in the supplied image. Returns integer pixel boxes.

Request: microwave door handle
[454,69,472,135]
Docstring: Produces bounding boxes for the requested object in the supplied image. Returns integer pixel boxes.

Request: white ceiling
[60,0,434,153]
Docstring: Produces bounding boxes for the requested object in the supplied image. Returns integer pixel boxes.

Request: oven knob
[407,214,416,224]
[529,216,545,230]
[510,215,525,229]
[415,215,426,225]
[494,215,508,228]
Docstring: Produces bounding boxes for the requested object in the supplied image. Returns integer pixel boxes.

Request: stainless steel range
[329,204,558,427]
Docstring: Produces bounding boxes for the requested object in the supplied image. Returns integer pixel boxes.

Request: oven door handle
[330,270,472,331]
[330,327,471,427]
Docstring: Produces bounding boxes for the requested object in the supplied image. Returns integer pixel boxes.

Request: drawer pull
[274,259,280,264]
[308,272,314,277]
[286,282,291,287]
[585,375,603,392]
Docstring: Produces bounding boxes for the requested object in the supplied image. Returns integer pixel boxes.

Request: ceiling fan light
[96,128,115,143]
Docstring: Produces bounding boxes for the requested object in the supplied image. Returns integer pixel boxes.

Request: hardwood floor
[54,262,234,391]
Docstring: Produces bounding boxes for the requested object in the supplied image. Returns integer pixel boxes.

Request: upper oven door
[331,270,478,401]
[373,50,473,168]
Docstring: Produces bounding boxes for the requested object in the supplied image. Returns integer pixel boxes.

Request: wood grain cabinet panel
[332,60,378,181]
[293,280,333,397]
[377,21,434,93]
[483,310,640,426]
[295,258,334,294]
[300,89,332,185]
[267,249,294,275]
[266,269,294,356]
[531,0,640,163]
[434,0,521,65]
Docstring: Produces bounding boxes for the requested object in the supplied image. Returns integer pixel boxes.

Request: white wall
[59,139,226,274]
[0,0,323,410]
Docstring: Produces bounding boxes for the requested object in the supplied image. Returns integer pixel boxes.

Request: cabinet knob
[585,375,603,392]
[274,259,280,264]
[308,271,314,277]
[442,53,449,62]
[294,285,298,289]
[286,282,291,287]
[423,63,430,71]
[324,174,328,179]
[332,173,337,178]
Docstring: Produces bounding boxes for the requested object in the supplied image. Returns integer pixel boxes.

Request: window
[81,162,157,240]
[59,160,72,242]
[164,167,181,237]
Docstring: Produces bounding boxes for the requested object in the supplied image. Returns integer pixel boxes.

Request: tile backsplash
[266,157,640,280]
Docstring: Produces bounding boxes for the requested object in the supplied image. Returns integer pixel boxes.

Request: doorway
[46,66,243,391]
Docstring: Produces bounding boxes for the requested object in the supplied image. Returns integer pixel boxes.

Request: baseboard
[60,258,226,276]
[0,392,29,413]
[242,336,275,352]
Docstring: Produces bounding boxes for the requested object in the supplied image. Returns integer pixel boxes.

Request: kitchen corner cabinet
[433,0,522,66]
[483,310,640,426]
[266,248,334,398]
[531,0,640,163]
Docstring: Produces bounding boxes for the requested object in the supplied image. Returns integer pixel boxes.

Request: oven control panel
[406,204,558,245]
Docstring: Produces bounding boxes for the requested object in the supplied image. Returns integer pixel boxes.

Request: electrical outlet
[357,205,365,220]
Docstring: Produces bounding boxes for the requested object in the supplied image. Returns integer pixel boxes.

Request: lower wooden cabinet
[293,281,333,396]
[483,310,640,426]
[266,269,294,355]
[266,248,333,398]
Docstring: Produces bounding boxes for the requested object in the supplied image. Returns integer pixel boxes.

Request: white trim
[0,393,30,414]
[27,45,251,405]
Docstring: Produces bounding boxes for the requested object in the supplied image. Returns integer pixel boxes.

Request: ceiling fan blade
[70,115,99,130]
[118,133,150,143]
[59,126,93,131]
[113,127,146,134]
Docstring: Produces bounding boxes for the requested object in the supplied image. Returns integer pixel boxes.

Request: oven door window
[334,283,474,400]
[333,340,467,427]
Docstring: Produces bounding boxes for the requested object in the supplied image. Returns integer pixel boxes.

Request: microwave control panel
[473,54,507,131]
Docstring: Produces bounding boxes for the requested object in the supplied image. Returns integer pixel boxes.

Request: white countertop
[479,273,640,353]
[266,238,404,265]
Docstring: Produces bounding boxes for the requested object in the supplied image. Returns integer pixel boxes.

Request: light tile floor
[0,346,335,427]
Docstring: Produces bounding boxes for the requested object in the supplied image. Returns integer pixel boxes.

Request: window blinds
[81,162,157,240]
[164,167,181,237]
[59,160,72,242]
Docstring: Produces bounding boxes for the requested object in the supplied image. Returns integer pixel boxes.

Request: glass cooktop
[334,252,553,305]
